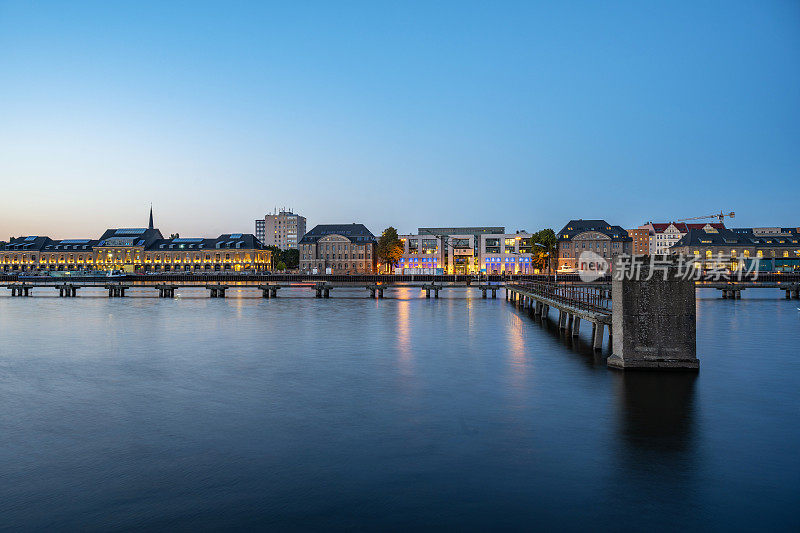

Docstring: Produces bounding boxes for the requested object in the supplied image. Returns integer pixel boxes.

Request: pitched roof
[299,224,376,244]
[650,222,725,233]
[557,220,631,241]
[673,227,800,248]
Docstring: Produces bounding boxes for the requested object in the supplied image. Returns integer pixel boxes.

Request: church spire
[148,204,154,229]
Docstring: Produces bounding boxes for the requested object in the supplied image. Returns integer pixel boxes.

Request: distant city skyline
[1,1,798,238]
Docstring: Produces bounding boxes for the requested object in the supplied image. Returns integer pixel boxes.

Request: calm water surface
[0,287,798,531]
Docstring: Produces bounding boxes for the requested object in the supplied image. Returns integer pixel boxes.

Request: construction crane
[677,211,735,224]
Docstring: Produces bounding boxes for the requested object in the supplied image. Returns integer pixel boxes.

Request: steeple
[148,205,154,229]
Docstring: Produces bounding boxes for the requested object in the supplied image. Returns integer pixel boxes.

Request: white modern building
[255,210,307,250]
[396,227,535,274]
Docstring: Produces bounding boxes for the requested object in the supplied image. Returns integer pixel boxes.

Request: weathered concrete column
[593,322,605,350]
[481,288,487,298]
[378,288,384,299]
[567,314,574,331]
[607,258,699,370]
[323,288,330,298]
[786,289,791,300]
[492,288,497,298]
[572,317,581,337]
[425,289,430,298]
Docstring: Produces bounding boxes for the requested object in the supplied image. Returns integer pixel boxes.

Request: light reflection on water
[0,287,797,530]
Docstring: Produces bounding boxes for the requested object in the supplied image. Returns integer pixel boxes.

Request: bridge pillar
[607,259,698,370]
[593,322,605,350]
[793,289,799,299]
[722,290,728,299]
[786,289,791,300]
[377,288,384,299]
[481,288,487,298]
[572,317,581,337]
[315,288,322,298]
[492,288,497,298]
[567,314,574,331]
[425,289,430,298]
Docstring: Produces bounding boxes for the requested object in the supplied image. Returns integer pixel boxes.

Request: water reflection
[614,371,697,452]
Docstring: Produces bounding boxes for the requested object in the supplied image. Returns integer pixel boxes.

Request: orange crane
[677,211,735,224]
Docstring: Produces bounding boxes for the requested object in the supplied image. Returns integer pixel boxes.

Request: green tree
[377,226,404,273]
[275,260,287,271]
[282,248,299,269]
[531,228,558,275]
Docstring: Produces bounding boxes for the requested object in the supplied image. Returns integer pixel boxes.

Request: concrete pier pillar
[492,289,497,298]
[607,258,699,370]
[323,288,330,298]
[567,314,574,331]
[425,289,430,298]
[572,317,581,337]
[434,288,439,299]
[481,288,487,298]
[315,289,322,298]
[735,290,742,299]
[378,288,384,299]
[593,323,605,350]
[786,290,791,299]
[369,288,375,299]
[793,289,800,299]
[722,290,728,299]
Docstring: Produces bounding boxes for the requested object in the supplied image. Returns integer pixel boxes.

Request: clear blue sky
[1,1,798,238]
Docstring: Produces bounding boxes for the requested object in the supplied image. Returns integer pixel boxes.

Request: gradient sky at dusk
[1,1,798,239]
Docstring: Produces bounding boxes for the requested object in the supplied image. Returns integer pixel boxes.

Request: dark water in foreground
[0,287,798,531]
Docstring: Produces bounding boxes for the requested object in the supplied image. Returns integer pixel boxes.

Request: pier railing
[510,281,611,314]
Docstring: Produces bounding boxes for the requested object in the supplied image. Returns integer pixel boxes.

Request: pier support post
[567,314,574,331]
[786,290,791,300]
[323,288,330,298]
[492,289,497,298]
[572,317,581,337]
[593,323,605,350]
[607,258,699,370]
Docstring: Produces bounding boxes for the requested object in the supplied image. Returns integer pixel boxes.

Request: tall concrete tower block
[607,259,699,370]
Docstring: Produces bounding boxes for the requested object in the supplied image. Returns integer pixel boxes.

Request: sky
[1,1,798,239]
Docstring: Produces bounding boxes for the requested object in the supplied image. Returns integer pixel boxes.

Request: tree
[282,248,299,269]
[275,260,286,271]
[531,228,557,275]
[377,227,404,273]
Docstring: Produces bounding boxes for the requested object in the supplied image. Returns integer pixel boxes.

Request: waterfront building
[670,226,800,271]
[255,209,306,249]
[299,224,377,274]
[639,222,725,255]
[397,229,535,274]
[626,228,650,255]
[0,210,271,272]
[557,219,632,271]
